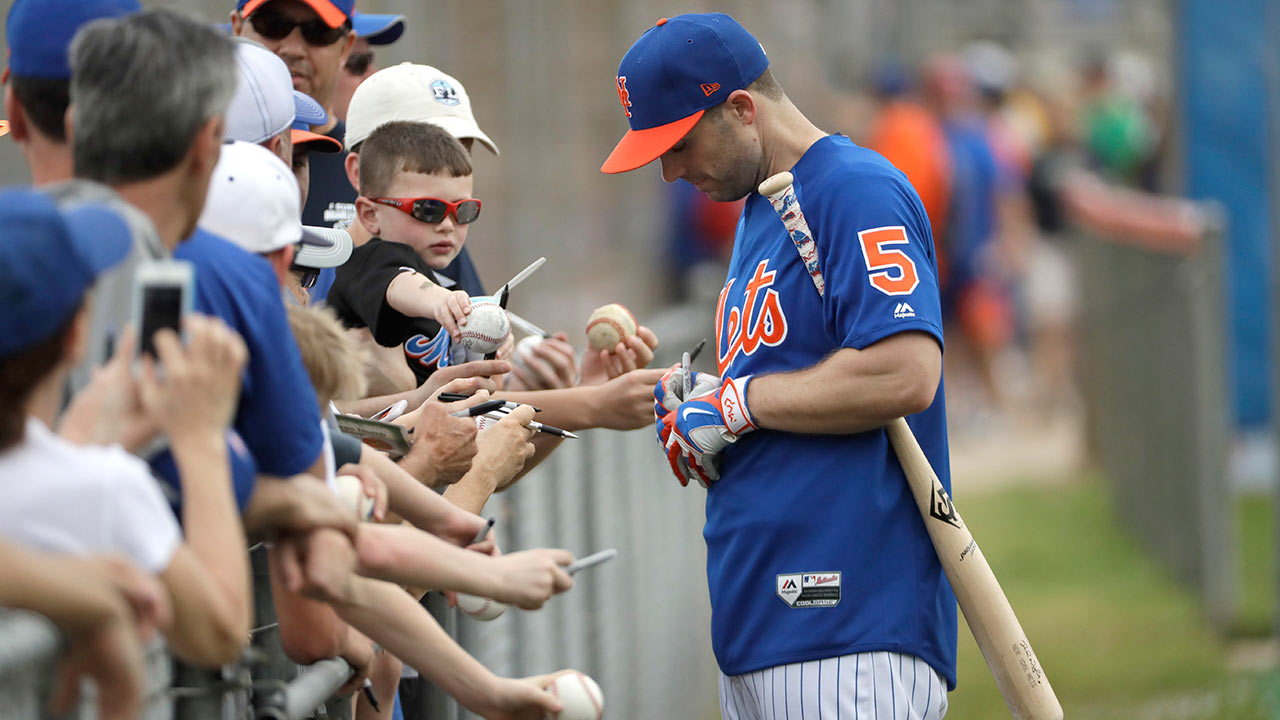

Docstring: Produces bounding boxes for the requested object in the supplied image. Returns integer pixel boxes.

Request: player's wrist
[721,375,756,437]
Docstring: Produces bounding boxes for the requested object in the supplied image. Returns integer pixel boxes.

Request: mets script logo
[715,259,789,375]
[405,328,452,371]
[615,76,632,118]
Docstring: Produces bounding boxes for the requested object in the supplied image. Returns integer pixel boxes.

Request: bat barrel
[886,418,1063,720]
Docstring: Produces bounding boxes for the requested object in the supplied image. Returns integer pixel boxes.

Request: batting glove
[663,375,756,486]
[653,365,720,454]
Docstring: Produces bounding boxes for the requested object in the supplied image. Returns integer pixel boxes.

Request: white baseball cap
[344,62,499,154]
[226,39,327,145]
[199,142,351,268]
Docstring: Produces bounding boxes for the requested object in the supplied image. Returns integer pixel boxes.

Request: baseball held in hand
[512,335,543,372]
[334,474,374,521]
[546,671,604,720]
[459,297,510,354]
[585,303,637,351]
[456,592,507,621]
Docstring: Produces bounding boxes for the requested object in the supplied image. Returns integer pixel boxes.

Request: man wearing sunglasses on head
[230,0,359,238]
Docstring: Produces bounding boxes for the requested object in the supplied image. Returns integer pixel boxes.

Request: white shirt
[0,417,181,574]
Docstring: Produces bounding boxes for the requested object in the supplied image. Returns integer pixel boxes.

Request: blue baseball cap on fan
[5,0,141,79]
[352,12,406,45]
[0,189,133,356]
[601,13,769,174]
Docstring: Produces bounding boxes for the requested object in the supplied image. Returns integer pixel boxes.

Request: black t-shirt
[302,120,356,229]
[328,238,463,386]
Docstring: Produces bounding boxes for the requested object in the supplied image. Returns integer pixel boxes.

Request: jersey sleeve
[331,241,430,347]
[801,164,945,352]
[108,451,182,575]
[235,261,327,476]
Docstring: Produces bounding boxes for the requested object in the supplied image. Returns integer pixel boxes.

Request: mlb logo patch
[777,571,841,608]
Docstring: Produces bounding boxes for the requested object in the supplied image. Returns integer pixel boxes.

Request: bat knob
[757,171,795,198]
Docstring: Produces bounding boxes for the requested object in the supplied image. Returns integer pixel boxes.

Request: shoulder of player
[178,230,279,289]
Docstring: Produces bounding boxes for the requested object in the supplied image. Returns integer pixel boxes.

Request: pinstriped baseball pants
[719,651,948,720]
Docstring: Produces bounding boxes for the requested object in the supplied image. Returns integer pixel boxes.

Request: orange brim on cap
[600,110,703,174]
[292,129,343,153]
[242,0,348,28]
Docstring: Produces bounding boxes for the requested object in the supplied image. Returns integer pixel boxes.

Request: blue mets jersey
[707,135,957,688]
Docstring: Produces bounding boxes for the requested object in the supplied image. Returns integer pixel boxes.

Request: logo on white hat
[431,79,460,106]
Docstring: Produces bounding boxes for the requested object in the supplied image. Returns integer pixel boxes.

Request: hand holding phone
[131,260,194,359]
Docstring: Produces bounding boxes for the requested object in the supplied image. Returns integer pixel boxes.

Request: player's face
[659,109,762,202]
[236,0,355,108]
[375,171,474,271]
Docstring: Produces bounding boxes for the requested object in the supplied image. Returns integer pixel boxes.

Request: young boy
[327,122,483,387]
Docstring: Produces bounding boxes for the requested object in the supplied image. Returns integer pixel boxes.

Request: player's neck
[27,368,67,430]
[20,138,74,187]
[760,101,827,179]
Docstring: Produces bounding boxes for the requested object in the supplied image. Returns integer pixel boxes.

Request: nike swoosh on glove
[663,375,756,487]
[653,365,722,485]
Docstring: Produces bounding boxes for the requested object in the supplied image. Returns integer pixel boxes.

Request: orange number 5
[858,226,919,296]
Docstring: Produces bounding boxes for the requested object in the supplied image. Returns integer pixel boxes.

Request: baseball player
[603,14,956,719]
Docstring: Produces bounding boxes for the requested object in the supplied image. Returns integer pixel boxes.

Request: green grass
[945,478,1278,720]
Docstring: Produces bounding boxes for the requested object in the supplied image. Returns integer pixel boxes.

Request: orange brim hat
[240,0,349,28]
[601,110,702,175]
[291,128,342,153]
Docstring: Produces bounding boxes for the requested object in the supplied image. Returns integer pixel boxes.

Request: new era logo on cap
[601,13,769,174]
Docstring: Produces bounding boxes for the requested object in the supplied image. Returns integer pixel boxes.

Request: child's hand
[433,289,472,341]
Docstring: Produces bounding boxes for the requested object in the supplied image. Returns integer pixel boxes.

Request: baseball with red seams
[546,671,604,720]
[459,298,510,354]
[585,303,637,351]
[456,592,507,621]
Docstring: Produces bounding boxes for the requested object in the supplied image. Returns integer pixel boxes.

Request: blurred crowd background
[5,0,1280,718]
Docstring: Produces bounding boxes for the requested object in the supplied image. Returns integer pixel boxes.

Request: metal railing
[1070,177,1233,628]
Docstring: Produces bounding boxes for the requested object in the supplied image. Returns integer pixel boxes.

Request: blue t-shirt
[173,230,325,477]
[707,135,957,687]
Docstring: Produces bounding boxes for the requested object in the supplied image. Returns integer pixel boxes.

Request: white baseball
[334,474,373,521]
[456,592,507,621]
[585,303,637,351]
[512,334,544,372]
[546,671,604,720]
[459,298,510,354]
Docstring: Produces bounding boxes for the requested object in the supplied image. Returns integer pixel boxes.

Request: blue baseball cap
[0,189,133,356]
[601,13,768,174]
[236,0,353,29]
[352,12,406,45]
[5,0,141,79]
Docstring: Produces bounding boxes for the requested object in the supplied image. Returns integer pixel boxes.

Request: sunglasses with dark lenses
[248,10,350,46]
[373,197,482,225]
[290,264,319,289]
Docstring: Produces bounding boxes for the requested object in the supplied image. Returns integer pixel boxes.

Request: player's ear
[344,151,360,192]
[725,89,757,126]
[6,85,30,143]
[355,196,380,236]
[229,10,244,35]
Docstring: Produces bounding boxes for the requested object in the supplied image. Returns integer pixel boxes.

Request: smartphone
[131,260,194,358]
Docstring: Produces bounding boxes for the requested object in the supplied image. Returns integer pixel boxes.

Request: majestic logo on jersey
[715,260,789,375]
[777,572,841,608]
[894,302,916,319]
[615,76,632,118]
[404,328,452,371]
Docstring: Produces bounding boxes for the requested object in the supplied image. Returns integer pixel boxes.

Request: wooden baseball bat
[757,171,1063,720]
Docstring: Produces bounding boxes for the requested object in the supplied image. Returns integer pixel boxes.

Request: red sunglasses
[372,196,482,225]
